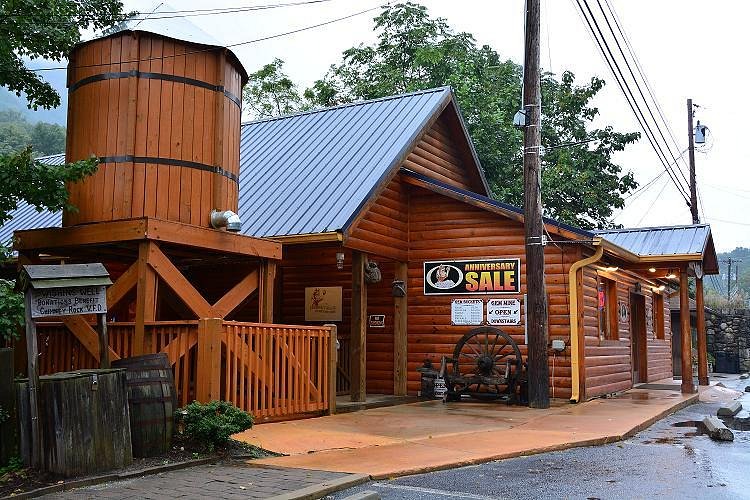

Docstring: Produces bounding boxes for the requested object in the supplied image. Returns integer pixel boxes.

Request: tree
[31,121,66,156]
[0,109,66,156]
[246,2,640,229]
[243,59,308,119]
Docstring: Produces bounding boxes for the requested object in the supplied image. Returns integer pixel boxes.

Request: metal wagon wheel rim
[451,326,522,400]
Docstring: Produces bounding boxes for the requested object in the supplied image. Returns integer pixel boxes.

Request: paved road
[332,376,750,500]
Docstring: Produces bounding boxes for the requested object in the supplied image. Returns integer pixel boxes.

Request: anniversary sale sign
[423,259,521,295]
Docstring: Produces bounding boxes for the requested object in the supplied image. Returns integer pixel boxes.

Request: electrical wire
[3,2,385,73]
[602,0,692,185]
[0,0,335,23]
[571,0,691,207]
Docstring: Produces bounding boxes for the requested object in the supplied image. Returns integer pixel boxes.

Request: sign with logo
[423,259,521,295]
[305,286,343,322]
[30,286,107,318]
[487,298,521,326]
[451,298,484,325]
[368,314,385,328]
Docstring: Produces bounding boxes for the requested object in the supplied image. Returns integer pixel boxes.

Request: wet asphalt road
[330,376,750,500]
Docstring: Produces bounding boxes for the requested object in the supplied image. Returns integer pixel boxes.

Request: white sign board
[30,286,107,318]
[487,298,521,326]
[451,298,483,325]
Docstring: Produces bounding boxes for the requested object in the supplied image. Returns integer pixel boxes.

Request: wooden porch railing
[35,320,337,421]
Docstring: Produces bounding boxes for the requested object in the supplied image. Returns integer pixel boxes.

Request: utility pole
[522,0,549,409]
[687,98,700,224]
[722,258,742,301]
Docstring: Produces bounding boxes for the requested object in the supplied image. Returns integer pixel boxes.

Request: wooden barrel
[112,353,176,458]
[63,30,247,228]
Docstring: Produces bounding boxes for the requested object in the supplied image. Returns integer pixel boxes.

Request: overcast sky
[123,0,749,251]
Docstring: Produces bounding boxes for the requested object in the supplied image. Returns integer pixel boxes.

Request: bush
[179,401,253,451]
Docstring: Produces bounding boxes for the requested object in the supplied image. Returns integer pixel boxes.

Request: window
[653,292,665,339]
[597,276,618,341]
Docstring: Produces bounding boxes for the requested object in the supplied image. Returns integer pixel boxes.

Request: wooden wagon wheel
[449,326,523,401]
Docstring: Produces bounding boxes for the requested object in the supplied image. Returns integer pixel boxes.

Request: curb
[267,473,370,500]
[3,457,216,500]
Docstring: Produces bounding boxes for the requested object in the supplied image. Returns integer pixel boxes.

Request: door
[630,294,648,384]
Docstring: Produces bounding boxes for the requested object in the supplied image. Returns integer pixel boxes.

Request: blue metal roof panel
[595,224,711,257]
[237,87,450,237]
[0,154,66,246]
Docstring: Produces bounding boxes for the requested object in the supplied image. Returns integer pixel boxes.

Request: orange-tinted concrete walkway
[235,381,700,479]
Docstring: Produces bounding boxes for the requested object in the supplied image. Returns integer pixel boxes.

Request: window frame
[597,275,619,341]
[653,291,665,340]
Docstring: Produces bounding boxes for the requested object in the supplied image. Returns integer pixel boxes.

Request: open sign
[487,298,521,325]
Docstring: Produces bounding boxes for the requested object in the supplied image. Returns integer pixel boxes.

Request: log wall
[582,265,672,398]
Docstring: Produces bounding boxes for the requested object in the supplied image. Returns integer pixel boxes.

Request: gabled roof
[595,224,719,274]
[237,86,488,238]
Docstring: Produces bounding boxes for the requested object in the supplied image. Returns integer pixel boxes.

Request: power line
[2,2,384,73]
[602,0,692,185]
[0,0,335,23]
[571,0,691,208]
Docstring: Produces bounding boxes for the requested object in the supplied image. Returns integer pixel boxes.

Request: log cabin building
[1,26,718,420]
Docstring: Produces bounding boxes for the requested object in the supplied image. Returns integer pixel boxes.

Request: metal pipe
[210,210,242,232]
[568,241,604,403]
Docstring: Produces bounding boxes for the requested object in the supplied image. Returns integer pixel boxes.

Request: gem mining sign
[30,286,108,318]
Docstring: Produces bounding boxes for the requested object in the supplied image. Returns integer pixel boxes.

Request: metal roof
[0,155,65,246]
[237,87,454,238]
[594,224,712,257]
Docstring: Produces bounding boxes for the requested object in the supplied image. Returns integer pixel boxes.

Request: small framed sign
[368,314,385,328]
[451,298,483,325]
[305,286,343,322]
[487,298,521,326]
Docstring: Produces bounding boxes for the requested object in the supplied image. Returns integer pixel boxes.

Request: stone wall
[706,309,750,373]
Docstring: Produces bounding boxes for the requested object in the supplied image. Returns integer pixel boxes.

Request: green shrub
[179,401,253,451]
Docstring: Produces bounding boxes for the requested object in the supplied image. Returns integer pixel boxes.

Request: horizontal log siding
[403,116,484,193]
[347,177,408,261]
[406,187,578,399]
[582,265,673,399]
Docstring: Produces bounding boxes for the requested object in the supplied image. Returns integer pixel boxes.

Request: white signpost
[487,298,521,326]
[451,298,483,325]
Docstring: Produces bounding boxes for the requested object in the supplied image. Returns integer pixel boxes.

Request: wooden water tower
[63,29,246,227]
[15,28,281,360]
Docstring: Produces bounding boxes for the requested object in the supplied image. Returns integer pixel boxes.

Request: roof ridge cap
[241,86,451,127]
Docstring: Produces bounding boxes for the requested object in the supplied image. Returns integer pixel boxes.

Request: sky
[103,1,750,251]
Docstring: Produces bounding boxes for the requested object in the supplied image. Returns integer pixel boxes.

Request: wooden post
[260,261,276,323]
[696,276,709,385]
[0,349,17,467]
[393,262,408,396]
[23,293,41,469]
[196,318,223,402]
[97,314,110,369]
[679,270,696,394]
[134,241,158,355]
[325,324,337,415]
[350,251,367,402]
[522,0,550,409]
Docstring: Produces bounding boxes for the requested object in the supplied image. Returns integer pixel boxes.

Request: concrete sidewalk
[236,380,701,479]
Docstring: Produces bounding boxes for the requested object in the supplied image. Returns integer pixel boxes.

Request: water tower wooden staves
[11,28,300,409]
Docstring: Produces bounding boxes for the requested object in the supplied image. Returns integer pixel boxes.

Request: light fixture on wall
[392,279,406,297]
[335,252,345,270]
[633,282,642,294]
[648,267,656,273]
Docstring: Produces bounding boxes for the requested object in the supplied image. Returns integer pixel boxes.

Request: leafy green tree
[247,2,640,229]
[243,59,308,119]
[31,121,66,156]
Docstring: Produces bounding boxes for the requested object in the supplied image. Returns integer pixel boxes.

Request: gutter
[568,238,604,403]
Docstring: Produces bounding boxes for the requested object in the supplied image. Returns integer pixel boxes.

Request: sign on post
[424,259,520,295]
[30,286,107,318]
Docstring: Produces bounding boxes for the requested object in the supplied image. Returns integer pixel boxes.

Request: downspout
[568,239,604,403]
